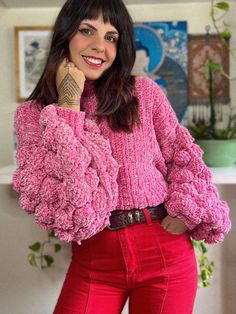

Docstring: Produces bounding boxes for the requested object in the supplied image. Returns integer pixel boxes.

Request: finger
[161,222,170,230]
[160,216,169,225]
[57,59,67,73]
[61,58,68,67]
[60,58,72,68]
[64,64,71,71]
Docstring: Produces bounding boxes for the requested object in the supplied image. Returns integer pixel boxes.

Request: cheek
[107,45,117,63]
[69,35,87,55]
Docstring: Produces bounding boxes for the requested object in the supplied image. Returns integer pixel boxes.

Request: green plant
[188,106,236,139]
[28,231,62,269]
[192,240,215,287]
[210,1,235,62]
[188,1,236,140]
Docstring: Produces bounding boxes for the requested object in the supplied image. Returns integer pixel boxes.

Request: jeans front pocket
[155,218,187,238]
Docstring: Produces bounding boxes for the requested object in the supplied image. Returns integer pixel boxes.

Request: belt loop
[142,208,153,225]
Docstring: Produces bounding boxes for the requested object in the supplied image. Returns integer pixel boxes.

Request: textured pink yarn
[151,79,231,242]
[13,102,119,244]
[12,77,231,244]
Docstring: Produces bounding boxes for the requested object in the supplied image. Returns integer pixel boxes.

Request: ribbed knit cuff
[56,107,86,138]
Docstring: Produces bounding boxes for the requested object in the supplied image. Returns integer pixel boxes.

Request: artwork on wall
[188,34,230,106]
[15,26,52,102]
[14,22,188,116]
[132,21,188,122]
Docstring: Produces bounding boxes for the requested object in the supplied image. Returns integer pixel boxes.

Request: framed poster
[188,34,230,105]
[15,26,52,102]
[132,21,188,121]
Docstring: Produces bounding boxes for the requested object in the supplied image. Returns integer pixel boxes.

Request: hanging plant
[28,231,62,269]
[192,240,215,287]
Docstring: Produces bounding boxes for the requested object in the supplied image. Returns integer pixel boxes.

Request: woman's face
[69,14,119,80]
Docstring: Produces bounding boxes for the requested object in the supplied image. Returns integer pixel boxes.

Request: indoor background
[0,0,235,313]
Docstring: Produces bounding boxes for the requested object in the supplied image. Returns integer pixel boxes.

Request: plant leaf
[191,240,199,248]
[201,269,208,280]
[29,242,41,252]
[28,253,37,267]
[54,244,62,253]
[48,231,56,238]
[43,255,54,267]
[209,61,223,72]
[214,2,230,11]
[200,241,208,253]
[203,281,210,287]
[221,30,231,38]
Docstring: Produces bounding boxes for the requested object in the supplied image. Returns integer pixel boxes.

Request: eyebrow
[80,22,119,36]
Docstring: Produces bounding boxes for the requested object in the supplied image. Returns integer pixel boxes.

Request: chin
[84,72,104,81]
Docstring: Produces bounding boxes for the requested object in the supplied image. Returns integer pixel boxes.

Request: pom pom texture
[12,77,231,244]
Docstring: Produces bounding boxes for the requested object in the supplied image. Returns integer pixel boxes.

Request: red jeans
[53,215,198,314]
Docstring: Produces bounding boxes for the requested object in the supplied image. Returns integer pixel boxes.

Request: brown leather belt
[107,204,168,231]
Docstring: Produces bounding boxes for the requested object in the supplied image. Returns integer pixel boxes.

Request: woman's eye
[106,35,118,43]
[79,28,92,36]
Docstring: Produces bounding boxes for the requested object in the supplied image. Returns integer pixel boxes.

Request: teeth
[83,57,102,65]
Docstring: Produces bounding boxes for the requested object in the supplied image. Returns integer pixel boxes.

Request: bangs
[80,0,123,32]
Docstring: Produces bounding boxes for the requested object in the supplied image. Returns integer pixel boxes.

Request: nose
[91,36,105,53]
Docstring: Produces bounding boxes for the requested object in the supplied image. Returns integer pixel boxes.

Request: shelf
[210,166,236,184]
[0,165,16,185]
[0,164,236,185]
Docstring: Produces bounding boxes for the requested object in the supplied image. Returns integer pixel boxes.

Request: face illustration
[69,14,119,80]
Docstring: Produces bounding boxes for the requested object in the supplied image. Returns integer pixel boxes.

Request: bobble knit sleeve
[150,80,231,244]
[12,101,119,244]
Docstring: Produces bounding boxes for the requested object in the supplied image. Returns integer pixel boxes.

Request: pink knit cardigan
[12,77,231,244]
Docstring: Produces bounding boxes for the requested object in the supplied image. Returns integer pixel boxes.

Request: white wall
[0,7,60,167]
[0,2,235,314]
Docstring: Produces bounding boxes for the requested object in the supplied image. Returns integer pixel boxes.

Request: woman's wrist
[58,99,80,111]
[58,102,80,111]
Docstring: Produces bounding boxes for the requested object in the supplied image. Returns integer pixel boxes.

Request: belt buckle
[107,209,142,231]
[127,210,141,224]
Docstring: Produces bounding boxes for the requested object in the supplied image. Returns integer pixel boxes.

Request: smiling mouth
[82,56,105,66]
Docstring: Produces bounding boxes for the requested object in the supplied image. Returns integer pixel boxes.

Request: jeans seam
[84,240,94,314]
[117,229,130,287]
[151,222,169,313]
[130,228,142,279]
[159,275,169,314]
[84,279,92,314]
[152,223,167,272]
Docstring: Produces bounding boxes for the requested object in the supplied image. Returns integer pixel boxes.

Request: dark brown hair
[28,0,139,132]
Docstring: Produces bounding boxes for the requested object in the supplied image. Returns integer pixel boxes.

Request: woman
[13,0,231,313]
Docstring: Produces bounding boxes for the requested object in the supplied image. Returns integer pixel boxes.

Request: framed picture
[188,34,230,105]
[132,21,188,122]
[15,26,52,102]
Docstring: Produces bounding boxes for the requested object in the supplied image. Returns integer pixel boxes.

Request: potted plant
[188,0,236,167]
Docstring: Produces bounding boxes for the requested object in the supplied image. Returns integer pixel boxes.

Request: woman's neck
[82,80,96,98]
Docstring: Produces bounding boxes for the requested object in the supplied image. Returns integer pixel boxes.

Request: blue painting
[133,21,188,122]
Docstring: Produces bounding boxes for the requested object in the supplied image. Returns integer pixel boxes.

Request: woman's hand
[161,215,188,235]
[56,58,86,111]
